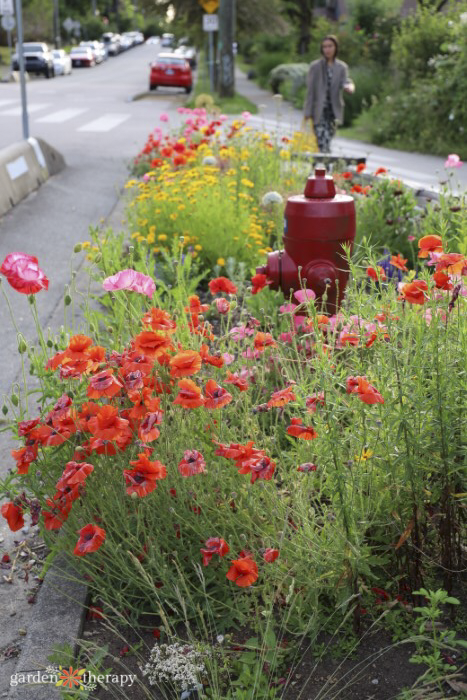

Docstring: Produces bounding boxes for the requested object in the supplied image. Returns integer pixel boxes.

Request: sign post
[202,14,218,92]
[1,0,15,82]
[13,0,29,138]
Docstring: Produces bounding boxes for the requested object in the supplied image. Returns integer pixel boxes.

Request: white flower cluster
[262,191,283,207]
[141,642,207,692]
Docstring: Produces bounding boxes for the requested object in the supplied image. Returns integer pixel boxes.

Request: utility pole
[53,0,60,47]
[14,0,29,139]
[218,0,234,97]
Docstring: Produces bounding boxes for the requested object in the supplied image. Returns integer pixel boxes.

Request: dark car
[12,42,55,78]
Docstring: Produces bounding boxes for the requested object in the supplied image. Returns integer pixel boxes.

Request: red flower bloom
[398,280,429,305]
[432,270,452,290]
[390,254,408,272]
[297,462,317,472]
[263,548,279,563]
[170,350,202,378]
[208,277,237,296]
[286,417,318,440]
[226,555,258,587]
[239,455,276,484]
[56,461,94,491]
[254,332,276,352]
[11,443,38,474]
[435,253,466,276]
[141,307,176,333]
[199,344,225,368]
[87,370,122,399]
[0,252,49,295]
[124,453,167,497]
[267,386,296,408]
[418,235,443,258]
[185,295,209,315]
[204,379,232,409]
[1,502,24,531]
[43,497,72,530]
[367,266,386,282]
[251,273,272,295]
[356,163,366,174]
[17,418,41,436]
[173,379,205,409]
[214,297,230,314]
[87,405,130,441]
[347,376,384,404]
[224,371,249,391]
[340,171,353,180]
[73,524,106,556]
[178,449,206,477]
[138,410,164,443]
[201,537,229,566]
[305,392,325,413]
[133,330,173,359]
[374,167,387,175]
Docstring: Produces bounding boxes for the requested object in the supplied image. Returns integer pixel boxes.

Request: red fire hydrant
[256,167,356,312]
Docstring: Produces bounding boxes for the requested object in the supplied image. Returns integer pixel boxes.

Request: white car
[52,49,72,76]
[80,41,105,63]
[146,36,159,45]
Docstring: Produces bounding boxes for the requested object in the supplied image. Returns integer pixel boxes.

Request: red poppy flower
[263,548,279,563]
[356,163,366,174]
[339,332,359,347]
[340,172,353,180]
[351,184,364,194]
[31,424,69,447]
[204,379,232,409]
[224,371,249,391]
[267,386,296,408]
[215,440,265,468]
[251,273,272,295]
[11,443,38,474]
[286,417,318,440]
[121,351,153,375]
[87,369,122,399]
[120,369,145,391]
[17,418,41,436]
[1,502,24,531]
[305,392,325,413]
[432,270,452,290]
[435,253,466,275]
[178,449,206,477]
[390,254,408,272]
[208,277,237,296]
[161,146,173,158]
[138,410,164,443]
[124,453,167,497]
[73,402,100,432]
[133,330,173,359]
[199,345,224,368]
[418,235,443,258]
[73,524,106,556]
[201,537,229,566]
[173,154,187,167]
[367,266,386,282]
[64,334,93,361]
[254,332,276,352]
[398,280,429,305]
[297,463,317,472]
[239,455,276,484]
[142,307,177,333]
[185,295,210,315]
[374,167,387,175]
[347,376,384,404]
[214,297,230,314]
[43,498,72,530]
[56,461,94,491]
[226,555,258,587]
[170,350,202,378]
[173,379,205,408]
[0,252,49,295]
[87,405,130,441]
[88,437,117,456]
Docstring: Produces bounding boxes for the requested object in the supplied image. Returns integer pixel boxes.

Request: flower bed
[1,116,466,698]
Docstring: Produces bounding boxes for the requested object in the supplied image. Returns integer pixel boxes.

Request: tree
[283,0,315,55]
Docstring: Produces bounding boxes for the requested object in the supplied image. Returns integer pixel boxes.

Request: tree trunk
[218,0,235,98]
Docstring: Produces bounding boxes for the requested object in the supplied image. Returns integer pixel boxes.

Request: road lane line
[0,103,51,116]
[77,114,130,132]
[0,99,17,108]
[36,108,88,124]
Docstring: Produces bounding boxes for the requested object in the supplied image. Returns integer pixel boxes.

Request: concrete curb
[0,138,65,218]
[8,555,88,699]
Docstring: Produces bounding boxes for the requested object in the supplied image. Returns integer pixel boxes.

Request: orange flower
[418,235,443,258]
[142,307,176,333]
[208,277,237,296]
[435,253,466,276]
[267,386,296,408]
[367,266,387,282]
[124,453,167,497]
[73,524,106,556]
[398,280,429,305]
[86,345,106,371]
[433,270,452,290]
[204,379,232,409]
[169,350,202,378]
[133,330,172,358]
[347,376,384,404]
[286,417,318,440]
[226,555,258,587]
[254,332,276,352]
[138,410,164,442]
[185,295,209,315]
[64,334,93,360]
[173,379,205,408]
[87,369,122,399]
[224,371,249,391]
[356,163,366,174]
[200,344,224,368]
[390,254,408,272]
[11,444,38,474]
[87,405,130,441]
[73,402,101,432]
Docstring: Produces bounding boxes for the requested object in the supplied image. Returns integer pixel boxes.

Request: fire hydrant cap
[304,167,336,199]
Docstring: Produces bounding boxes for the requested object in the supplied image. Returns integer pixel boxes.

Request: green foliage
[341,62,388,126]
[348,0,402,35]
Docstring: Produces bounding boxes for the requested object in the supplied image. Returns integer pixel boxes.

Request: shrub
[268,62,308,94]
[342,62,389,126]
[255,51,293,88]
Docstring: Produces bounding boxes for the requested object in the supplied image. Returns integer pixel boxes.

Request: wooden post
[218,0,235,97]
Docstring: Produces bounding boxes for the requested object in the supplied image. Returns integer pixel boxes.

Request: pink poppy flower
[102,269,156,298]
[444,154,463,168]
[1,252,49,295]
[159,113,169,122]
[293,289,316,304]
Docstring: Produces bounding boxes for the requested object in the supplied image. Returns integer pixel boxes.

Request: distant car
[161,33,175,48]
[174,45,197,68]
[80,41,105,63]
[70,46,95,68]
[146,36,159,45]
[12,42,55,78]
[149,53,192,93]
[52,49,72,76]
[119,34,132,51]
[102,32,120,56]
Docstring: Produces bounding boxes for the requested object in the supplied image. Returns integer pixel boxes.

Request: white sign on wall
[203,13,218,32]
[0,0,14,16]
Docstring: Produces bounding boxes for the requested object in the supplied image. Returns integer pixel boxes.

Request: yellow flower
[147,233,155,244]
[217,257,225,266]
[81,241,91,249]
[152,247,160,253]
[354,449,374,463]
[241,178,254,188]
[158,234,168,242]
[195,244,202,251]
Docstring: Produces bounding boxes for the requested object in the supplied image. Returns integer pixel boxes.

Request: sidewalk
[235,67,467,193]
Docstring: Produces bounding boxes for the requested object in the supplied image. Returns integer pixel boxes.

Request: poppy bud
[11,394,19,406]
[28,295,35,304]
[94,253,102,263]
[18,339,27,354]
[64,294,72,306]
[2,405,8,415]
[73,243,82,253]
[46,339,53,347]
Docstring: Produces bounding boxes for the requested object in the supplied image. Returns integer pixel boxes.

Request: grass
[0,46,12,80]
[186,55,258,115]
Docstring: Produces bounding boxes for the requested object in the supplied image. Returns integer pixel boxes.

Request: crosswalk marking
[35,108,88,124]
[0,103,51,116]
[0,99,17,108]
[77,113,130,133]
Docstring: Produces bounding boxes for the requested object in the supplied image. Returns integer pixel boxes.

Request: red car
[149,53,192,93]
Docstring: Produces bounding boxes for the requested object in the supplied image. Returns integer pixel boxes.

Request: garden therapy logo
[55,666,89,690]
[10,666,136,691]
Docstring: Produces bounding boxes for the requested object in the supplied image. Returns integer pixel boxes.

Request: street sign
[203,13,218,31]
[199,0,218,13]
[0,0,14,15]
[62,16,74,32]
[1,13,15,29]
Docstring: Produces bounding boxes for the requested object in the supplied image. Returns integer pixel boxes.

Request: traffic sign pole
[13,0,29,139]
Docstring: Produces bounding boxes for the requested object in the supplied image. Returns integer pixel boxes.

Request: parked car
[119,34,133,51]
[161,33,175,48]
[52,49,72,76]
[70,46,95,68]
[12,42,55,78]
[146,36,159,45]
[149,53,192,93]
[80,41,105,63]
[102,33,120,56]
[174,45,197,68]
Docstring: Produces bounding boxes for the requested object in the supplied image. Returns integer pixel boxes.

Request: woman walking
[304,35,354,153]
